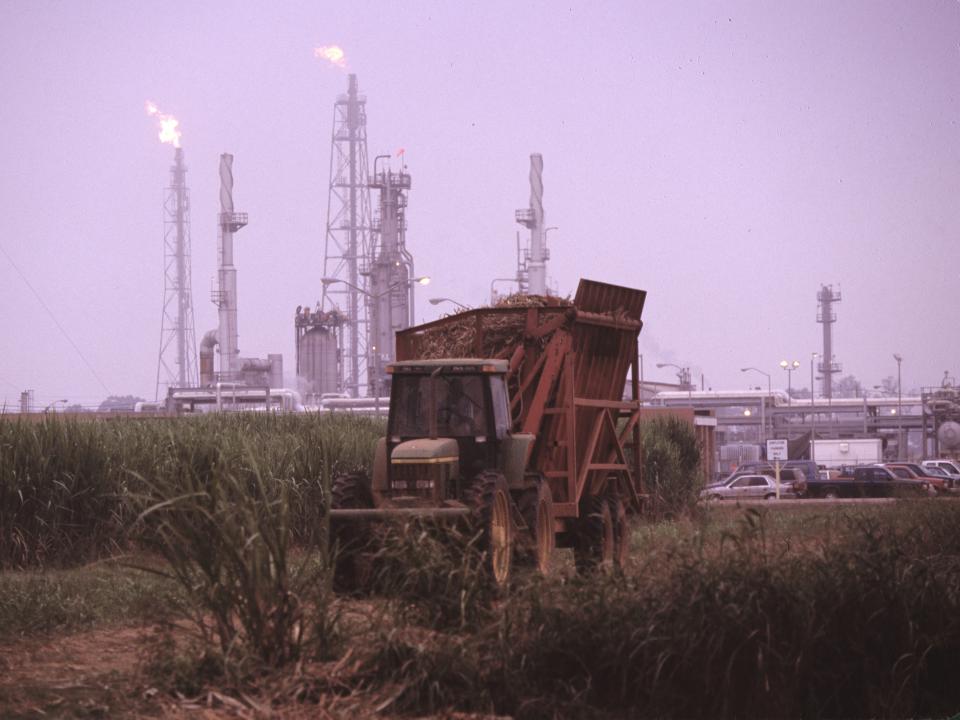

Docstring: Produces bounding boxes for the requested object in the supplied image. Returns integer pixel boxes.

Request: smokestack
[526,153,546,295]
[215,153,248,381]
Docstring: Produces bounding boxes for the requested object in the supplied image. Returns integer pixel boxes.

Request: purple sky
[2,1,959,409]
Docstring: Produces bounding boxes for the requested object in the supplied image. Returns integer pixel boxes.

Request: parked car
[921,460,960,488]
[726,464,808,494]
[883,463,949,494]
[922,465,956,490]
[804,465,932,499]
[737,460,818,487]
[701,474,801,501]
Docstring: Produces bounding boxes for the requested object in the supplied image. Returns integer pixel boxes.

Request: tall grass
[361,501,960,719]
[0,414,382,568]
[642,417,702,518]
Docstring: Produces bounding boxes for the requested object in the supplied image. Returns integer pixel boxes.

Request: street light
[810,352,818,462]
[321,276,431,293]
[779,359,800,405]
[741,367,771,443]
[43,399,68,413]
[656,362,692,399]
[429,297,471,311]
[894,353,903,460]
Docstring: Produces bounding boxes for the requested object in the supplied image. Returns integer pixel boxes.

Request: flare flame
[145,100,182,148]
[314,45,347,70]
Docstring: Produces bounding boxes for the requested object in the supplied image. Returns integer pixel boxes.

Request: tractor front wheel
[330,472,374,592]
[469,470,514,587]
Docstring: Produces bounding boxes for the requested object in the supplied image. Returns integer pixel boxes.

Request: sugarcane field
[6,3,960,718]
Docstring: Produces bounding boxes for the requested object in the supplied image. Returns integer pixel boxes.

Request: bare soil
[0,621,508,719]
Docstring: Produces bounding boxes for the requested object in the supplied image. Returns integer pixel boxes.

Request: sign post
[767,439,788,500]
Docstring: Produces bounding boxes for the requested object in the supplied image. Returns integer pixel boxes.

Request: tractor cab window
[490,377,511,438]
[437,375,486,437]
[390,373,489,438]
[392,374,430,437]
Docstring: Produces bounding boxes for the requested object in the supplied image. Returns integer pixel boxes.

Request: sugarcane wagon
[330,278,647,584]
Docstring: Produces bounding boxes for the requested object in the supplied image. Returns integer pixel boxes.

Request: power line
[0,242,111,396]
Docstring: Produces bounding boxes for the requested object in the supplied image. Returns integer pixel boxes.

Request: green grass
[0,557,180,641]
[0,413,383,568]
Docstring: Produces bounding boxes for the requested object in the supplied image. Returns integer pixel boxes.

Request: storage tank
[938,421,960,451]
[299,326,339,396]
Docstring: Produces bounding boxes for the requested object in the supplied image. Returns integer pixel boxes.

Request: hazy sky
[2,1,959,409]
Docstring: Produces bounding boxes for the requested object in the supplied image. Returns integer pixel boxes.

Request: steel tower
[155,147,199,399]
[816,284,842,399]
[321,73,374,397]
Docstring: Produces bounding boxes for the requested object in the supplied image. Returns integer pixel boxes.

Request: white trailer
[813,438,882,468]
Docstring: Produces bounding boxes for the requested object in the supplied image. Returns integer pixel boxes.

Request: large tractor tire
[518,481,556,576]
[468,470,514,587]
[574,493,616,574]
[330,471,374,592]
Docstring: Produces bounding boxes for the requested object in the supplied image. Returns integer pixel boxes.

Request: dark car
[805,465,932,499]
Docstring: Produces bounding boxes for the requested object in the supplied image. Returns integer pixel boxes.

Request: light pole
[43,399,68,414]
[656,362,692,399]
[741,367,771,443]
[810,352,818,462]
[489,277,519,304]
[321,275,430,403]
[779,359,800,405]
[429,297,471,311]
[894,353,903,459]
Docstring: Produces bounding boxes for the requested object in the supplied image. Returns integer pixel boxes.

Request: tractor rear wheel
[330,472,374,592]
[468,470,514,587]
[574,493,616,574]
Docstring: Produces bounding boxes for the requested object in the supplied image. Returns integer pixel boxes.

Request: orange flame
[314,45,347,70]
[145,100,182,148]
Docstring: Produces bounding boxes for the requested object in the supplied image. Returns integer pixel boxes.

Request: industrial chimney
[202,154,248,383]
[515,153,548,295]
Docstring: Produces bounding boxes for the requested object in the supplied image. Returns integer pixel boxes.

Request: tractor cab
[377,359,525,506]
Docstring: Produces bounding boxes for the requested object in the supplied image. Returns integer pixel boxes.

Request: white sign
[766,439,788,461]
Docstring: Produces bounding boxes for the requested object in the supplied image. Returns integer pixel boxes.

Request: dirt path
[0,623,508,719]
[0,624,214,719]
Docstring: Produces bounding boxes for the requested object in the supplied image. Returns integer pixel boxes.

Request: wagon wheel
[330,471,374,592]
[519,481,556,575]
[574,493,616,574]
[468,470,514,586]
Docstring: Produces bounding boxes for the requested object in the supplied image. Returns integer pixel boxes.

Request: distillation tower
[320,73,374,397]
[367,155,415,396]
[817,284,842,399]
[155,147,199,400]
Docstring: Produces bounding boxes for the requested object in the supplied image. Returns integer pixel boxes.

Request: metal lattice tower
[155,146,199,400]
[816,284,842,399]
[321,73,374,397]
